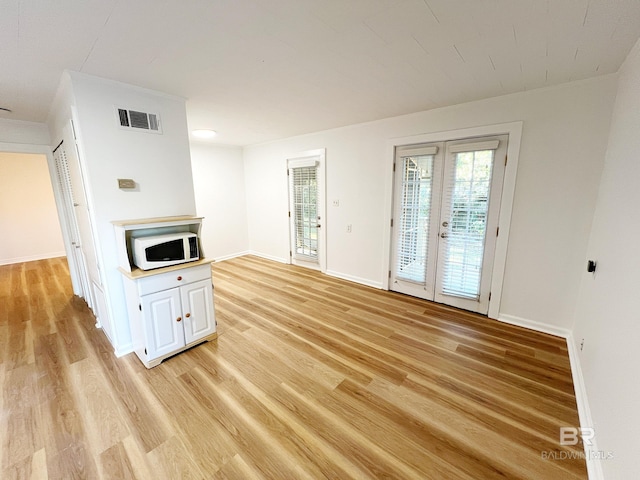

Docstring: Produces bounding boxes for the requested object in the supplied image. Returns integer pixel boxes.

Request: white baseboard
[325,270,383,289]
[247,250,290,264]
[0,251,66,266]
[212,250,251,263]
[498,313,602,480]
[497,313,571,338]
[93,323,133,358]
[233,253,383,290]
[566,334,604,480]
[114,342,134,358]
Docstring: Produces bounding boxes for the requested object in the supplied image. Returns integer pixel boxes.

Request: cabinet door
[180,279,216,345]
[141,287,185,359]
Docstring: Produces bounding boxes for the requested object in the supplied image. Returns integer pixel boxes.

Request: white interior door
[53,142,93,306]
[288,150,325,272]
[64,121,102,295]
[390,135,508,315]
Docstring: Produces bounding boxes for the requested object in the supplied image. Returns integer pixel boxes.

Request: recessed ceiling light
[192,129,217,139]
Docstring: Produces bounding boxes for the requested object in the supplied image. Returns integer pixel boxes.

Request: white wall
[0,152,65,264]
[0,118,50,146]
[49,72,197,354]
[244,75,617,331]
[572,39,640,479]
[191,143,249,261]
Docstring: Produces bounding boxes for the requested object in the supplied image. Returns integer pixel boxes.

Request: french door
[390,135,507,314]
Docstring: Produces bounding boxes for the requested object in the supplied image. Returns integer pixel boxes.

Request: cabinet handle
[185,313,191,318]
[176,317,182,322]
[177,276,183,281]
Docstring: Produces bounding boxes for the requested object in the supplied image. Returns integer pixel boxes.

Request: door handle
[442,221,449,227]
[440,232,448,238]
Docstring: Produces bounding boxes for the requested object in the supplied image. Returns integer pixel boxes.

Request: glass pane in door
[440,150,494,298]
[396,155,434,284]
[291,166,318,259]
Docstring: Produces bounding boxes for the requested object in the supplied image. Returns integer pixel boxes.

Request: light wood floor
[0,255,587,479]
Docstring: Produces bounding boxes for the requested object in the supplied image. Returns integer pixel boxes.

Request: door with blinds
[390,135,507,314]
[288,151,325,271]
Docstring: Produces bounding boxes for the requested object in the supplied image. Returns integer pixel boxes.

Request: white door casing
[383,122,523,319]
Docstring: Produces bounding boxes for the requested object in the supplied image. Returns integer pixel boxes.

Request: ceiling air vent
[116,107,162,134]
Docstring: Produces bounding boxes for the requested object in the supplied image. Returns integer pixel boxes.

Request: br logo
[560,427,595,446]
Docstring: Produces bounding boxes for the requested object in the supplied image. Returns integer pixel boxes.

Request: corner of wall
[497,314,571,338]
[497,312,604,479]
[565,333,605,480]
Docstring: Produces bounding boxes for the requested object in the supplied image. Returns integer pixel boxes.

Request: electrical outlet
[346,224,352,233]
[332,199,340,207]
[580,339,585,351]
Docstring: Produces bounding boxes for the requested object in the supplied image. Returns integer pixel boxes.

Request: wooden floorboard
[0,255,587,479]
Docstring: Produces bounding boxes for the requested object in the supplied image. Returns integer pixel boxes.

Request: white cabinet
[180,279,216,344]
[114,216,217,368]
[112,215,204,273]
[123,262,217,368]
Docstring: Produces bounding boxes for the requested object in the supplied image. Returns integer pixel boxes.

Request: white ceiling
[2,0,640,146]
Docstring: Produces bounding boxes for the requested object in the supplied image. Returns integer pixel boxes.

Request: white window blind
[288,158,318,169]
[440,146,496,299]
[448,140,499,153]
[396,153,434,284]
[397,145,438,157]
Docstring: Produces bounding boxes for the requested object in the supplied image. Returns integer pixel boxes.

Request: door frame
[287,148,326,273]
[0,141,85,288]
[382,122,523,319]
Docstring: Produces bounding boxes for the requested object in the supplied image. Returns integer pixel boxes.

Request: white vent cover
[116,107,162,134]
